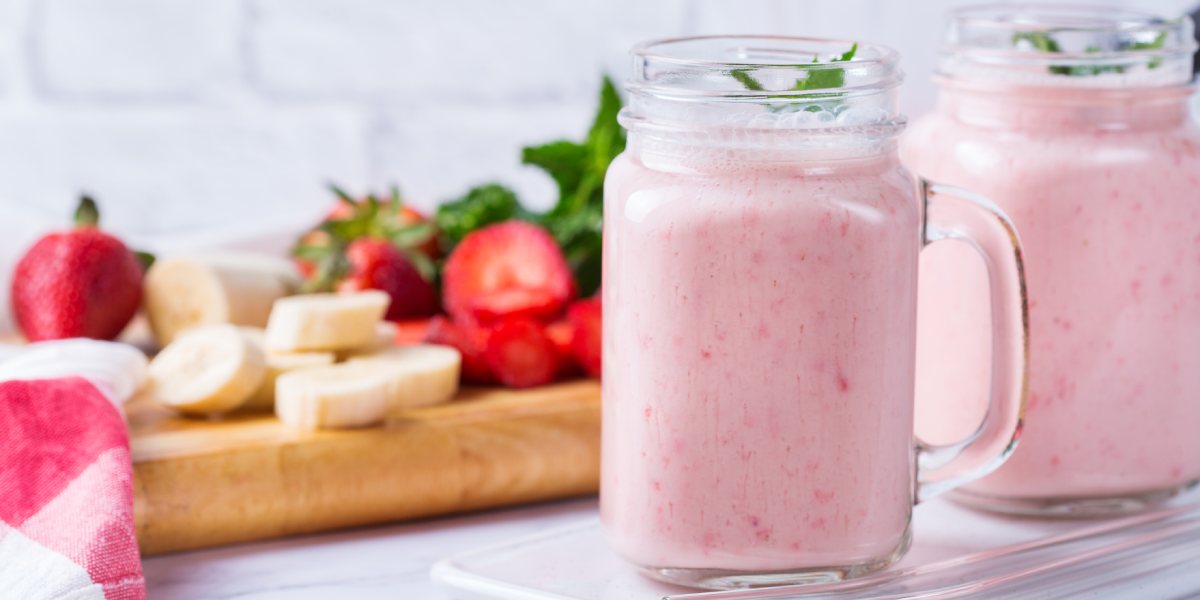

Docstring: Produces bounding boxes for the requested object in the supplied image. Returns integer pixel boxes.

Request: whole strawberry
[12,196,144,341]
[294,186,440,320]
[337,238,438,319]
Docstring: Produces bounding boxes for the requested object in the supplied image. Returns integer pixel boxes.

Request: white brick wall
[0,0,1192,248]
[36,0,242,98]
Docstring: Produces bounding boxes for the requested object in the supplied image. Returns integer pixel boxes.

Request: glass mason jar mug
[600,36,1030,589]
[906,6,1200,516]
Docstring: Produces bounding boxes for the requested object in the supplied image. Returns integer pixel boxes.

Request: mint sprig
[433,76,624,297]
[1013,31,1169,76]
[731,69,765,91]
[730,43,858,94]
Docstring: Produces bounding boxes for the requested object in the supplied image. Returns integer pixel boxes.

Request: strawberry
[567,297,602,378]
[544,318,580,378]
[425,315,494,384]
[442,221,575,324]
[483,317,561,388]
[294,186,439,319]
[325,197,439,260]
[467,288,563,324]
[393,317,433,345]
[11,196,144,342]
[336,239,438,320]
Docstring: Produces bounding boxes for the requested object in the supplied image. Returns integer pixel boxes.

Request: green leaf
[1013,31,1061,53]
[328,182,358,207]
[793,68,845,91]
[1128,31,1169,52]
[584,75,627,178]
[435,184,524,248]
[134,250,155,270]
[388,185,403,215]
[434,75,625,296]
[1131,31,1169,70]
[794,42,856,91]
[322,216,372,241]
[730,43,857,96]
[403,248,438,283]
[522,75,624,296]
[731,69,765,91]
[292,243,328,260]
[300,247,348,294]
[522,140,589,200]
[74,195,100,228]
[387,221,437,249]
[588,76,624,146]
[1014,30,1168,76]
[837,42,859,62]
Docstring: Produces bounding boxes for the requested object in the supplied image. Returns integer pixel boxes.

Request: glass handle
[915,180,1030,502]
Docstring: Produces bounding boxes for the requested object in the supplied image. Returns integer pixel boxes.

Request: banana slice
[145,253,300,346]
[275,362,392,429]
[238,327,335,410]
[264,291,390,352]
[345,344,461,411]
[148,324,266,415]
[336,321,399,360]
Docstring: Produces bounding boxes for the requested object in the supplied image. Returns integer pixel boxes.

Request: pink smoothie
[904,84,1200,501]
[600,143,921,572]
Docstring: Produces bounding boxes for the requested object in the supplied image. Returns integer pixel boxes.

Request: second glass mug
[600,36,1030,589]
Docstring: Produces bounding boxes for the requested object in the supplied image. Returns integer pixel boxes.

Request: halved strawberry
[442,221,576,324]
[393,317,433,345]
[425,315,494,384]
[567,298,601,378]
[544,318,580,378]
[484,317,561,388]
[467,288,563,324]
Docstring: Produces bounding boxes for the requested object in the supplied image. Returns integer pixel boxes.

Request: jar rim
[622,35,907,148]
[939,4,1197,87]
[628,35,903,100]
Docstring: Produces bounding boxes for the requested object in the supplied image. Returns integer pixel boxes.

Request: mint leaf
[522,140,589,201]
[1014,30,1169,75]
[1013,31,1062,53]
[588,75,624,150]
[730,43,858,95]
[1130,31,1169,69]
[1129,31,1169,52]
[435,184,525,248]
[794,68,845,91]
[731,69,765,91]
[431,76,623,296]
[520,75,624,296]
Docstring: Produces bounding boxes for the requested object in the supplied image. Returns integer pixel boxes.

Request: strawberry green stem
[74,195,100,228]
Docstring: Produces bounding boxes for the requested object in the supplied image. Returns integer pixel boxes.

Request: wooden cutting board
[128,380,601,555]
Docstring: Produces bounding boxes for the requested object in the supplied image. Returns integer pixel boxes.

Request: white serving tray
[432,496,1200,599]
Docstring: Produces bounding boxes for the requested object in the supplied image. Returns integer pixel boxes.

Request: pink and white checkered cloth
[0,340,148,599]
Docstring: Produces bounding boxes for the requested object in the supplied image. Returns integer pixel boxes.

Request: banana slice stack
[147,290,461,430]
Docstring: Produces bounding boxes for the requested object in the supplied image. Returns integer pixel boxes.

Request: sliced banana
[336,321,399,360]
[145,253,300,346]
[265,291,390,352]
[345,344,461,411]
[148,324,266,415]
[275,362,393,429]
[238,327,335,410]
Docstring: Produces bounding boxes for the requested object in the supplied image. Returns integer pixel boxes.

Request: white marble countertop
[143,498,599,599]
[144,494,1200,599]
